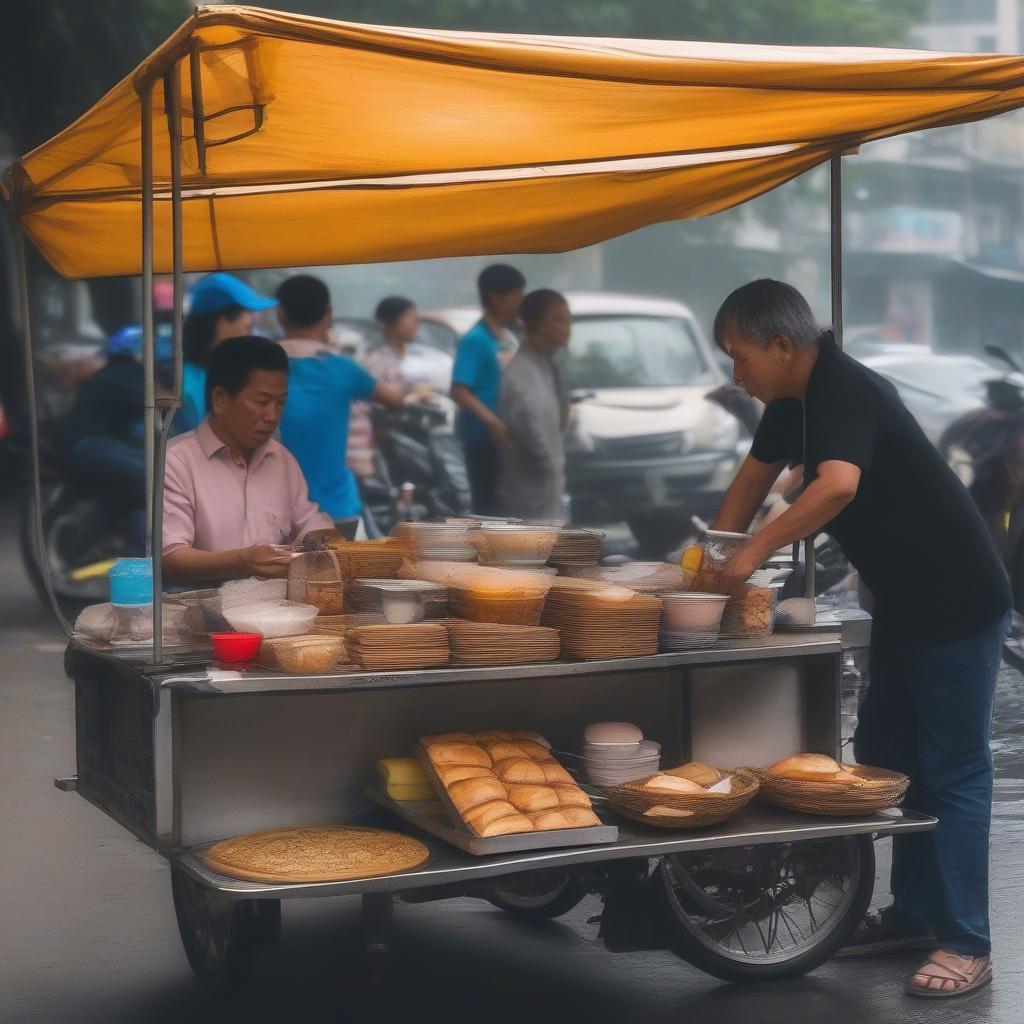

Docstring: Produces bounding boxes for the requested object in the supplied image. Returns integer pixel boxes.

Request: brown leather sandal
[905,950,993,998]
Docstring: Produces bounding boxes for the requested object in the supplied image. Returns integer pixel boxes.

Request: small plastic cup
[211,632,263,663]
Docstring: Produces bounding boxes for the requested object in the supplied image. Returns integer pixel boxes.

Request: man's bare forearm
[713,456,784,533]
[162,547,243,584]
[742,474,856,563]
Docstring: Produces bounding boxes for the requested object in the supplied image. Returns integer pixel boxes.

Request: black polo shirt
[751,332,1011,642]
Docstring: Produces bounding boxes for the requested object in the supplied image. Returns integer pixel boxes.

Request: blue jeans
[854,609,1011,957]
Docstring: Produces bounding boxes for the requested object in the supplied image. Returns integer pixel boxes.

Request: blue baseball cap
[188,272,276,315]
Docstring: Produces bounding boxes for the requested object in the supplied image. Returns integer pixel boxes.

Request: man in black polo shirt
[710,279,1011,999]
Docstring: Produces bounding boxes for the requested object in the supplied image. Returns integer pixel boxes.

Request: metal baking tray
[366,786,618,856]
[407,740,618,854]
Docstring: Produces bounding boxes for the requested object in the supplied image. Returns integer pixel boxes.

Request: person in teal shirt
[450,263,525,515]
[178,272,277,431]
[275,275,403,524]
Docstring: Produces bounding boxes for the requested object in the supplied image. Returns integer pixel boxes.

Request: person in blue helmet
[178,272,277,431]
[62,324,174,551]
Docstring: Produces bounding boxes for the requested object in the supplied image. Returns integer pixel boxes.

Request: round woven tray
[203,825,430,883]
[603,769,760,829]
[750,764,910,816]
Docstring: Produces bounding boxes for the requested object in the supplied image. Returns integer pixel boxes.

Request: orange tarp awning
[6,4,1024,279]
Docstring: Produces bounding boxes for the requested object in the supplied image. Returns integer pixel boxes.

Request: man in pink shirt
[162,336,333,584]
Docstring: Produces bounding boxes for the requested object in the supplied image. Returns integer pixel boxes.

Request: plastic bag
[222,599,318,638]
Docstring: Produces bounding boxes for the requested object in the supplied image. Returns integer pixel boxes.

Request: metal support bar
[830,152,844,350]
[141,82,155,558]
[152,66,185,664]
[12,224,73,638]
[803,152,846,605]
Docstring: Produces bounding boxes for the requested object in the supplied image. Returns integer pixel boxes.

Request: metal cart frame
[6,15,951,989]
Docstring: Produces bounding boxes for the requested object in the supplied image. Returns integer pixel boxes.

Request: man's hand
[719,540,768,595]
[240,543,294,578]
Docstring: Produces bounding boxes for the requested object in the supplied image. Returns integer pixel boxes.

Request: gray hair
[713,279,821,352]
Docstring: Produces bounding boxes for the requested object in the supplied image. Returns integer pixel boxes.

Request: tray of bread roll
[389,730,618,855]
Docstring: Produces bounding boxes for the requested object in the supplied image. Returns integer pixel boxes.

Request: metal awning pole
[151,66,184,664]
[830,152,844,350]
[141,82,155,559]
[804,153,844,604]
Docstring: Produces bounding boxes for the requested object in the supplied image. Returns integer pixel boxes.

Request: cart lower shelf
[171,805,936,899]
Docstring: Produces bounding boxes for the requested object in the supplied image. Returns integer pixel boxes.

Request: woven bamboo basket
[603,769,760,829]
[750,764,910,816]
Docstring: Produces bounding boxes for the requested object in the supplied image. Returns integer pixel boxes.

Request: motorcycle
[358,397,471,536]
[940,344,1024,607]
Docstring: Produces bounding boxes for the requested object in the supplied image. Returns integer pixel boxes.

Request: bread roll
[511,731,551,749]
[422,732,476,746]
[644,805,695,818]
[478,812,534,837]
[447,775,506,812]
[641,774,705,795]
[505,783,560,812]
[492,757,546,784]
[664,762,722,787]
[514,740,554,762]
[475,730,515,745]
[426,742,492,768]
[560,806,601,828]
[463,798,521,832]
[482,741,530,762]
[539,760,575,786]
[553,785,592,809]
[526,809,570,831]
[767,753,842,781]
[436,764,493,786]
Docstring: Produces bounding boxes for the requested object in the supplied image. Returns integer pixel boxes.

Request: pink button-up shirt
[162,419,333,555]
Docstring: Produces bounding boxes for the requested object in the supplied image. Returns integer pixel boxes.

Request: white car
[423,293,746,552]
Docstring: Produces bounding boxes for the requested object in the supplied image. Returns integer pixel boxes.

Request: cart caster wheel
[483,869,588,920]
[170,864,279,992]
[657,835,875,982]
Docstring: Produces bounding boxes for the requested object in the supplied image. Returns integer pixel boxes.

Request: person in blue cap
[178,272,276,431]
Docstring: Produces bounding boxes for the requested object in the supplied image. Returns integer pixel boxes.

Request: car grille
[591,432,682,459]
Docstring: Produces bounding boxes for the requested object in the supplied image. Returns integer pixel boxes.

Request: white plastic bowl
[661,592,730,632]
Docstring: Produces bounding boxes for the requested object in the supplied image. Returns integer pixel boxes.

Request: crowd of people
[60,262,574,556]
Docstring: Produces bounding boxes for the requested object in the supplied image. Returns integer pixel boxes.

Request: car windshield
[876,357,991,396]
[564,316,715,390]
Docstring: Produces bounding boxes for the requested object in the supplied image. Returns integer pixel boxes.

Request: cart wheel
[170,864,280,992]
[484,869,588,919]
[657,835,875,982]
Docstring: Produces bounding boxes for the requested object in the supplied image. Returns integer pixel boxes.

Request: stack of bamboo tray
[446,621,560,666]
[542,580,661,659]
[547,528,604,567]
[346,623,449,671]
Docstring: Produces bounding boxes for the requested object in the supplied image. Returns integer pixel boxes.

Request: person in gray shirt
[497,289,571,520]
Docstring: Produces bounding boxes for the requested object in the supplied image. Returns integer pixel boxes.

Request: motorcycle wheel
[20,487,109,606]
[483,869,588,920]
[657,836,874,982]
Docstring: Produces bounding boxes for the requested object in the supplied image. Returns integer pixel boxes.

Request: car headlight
[947,445,975,488]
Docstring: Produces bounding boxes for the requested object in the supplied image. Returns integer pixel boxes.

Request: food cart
[6,4,1024,992]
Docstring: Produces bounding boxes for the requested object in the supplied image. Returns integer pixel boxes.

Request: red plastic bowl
[211,632,262,663]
